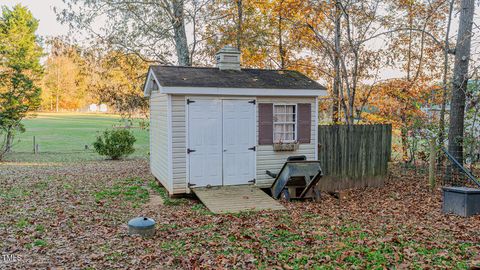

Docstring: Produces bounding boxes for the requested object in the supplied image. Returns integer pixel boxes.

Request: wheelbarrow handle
[266,170,277,179]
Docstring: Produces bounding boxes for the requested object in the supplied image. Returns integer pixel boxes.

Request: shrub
[93,129,136,160]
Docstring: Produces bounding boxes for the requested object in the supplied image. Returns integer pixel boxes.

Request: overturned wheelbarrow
[267,156,323,202]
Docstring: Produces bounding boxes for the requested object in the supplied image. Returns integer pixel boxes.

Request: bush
[93,129,136,160]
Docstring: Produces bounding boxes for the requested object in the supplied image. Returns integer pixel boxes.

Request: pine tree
[0,4,43,159]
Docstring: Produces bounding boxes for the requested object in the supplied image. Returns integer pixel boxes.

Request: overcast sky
[5,0,480,81]
[3,0,70,38]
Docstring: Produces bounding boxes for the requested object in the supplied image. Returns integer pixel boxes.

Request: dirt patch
[146,194,164,209]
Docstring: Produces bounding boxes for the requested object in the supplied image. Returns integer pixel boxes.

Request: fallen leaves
[0,160,479,269]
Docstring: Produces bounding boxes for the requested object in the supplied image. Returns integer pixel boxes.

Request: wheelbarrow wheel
[280,189,290,202]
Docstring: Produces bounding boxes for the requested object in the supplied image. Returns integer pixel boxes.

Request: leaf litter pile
[1,160,479,269]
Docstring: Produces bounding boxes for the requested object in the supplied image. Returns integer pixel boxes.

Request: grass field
[7,113,149,162]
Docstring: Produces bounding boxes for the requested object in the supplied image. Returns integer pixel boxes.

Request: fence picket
[317,124,392,190]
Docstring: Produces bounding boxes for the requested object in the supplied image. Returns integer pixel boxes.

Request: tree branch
[360,27,453,54]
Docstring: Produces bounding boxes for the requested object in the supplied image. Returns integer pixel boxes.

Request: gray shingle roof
[149,65,326,90]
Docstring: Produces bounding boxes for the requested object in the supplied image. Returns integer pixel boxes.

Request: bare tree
[383,0,447,162]
[236,0,243,50]
[306,0,385,124]
[438,0,454,163]
[57,0,207,65]
[277,0,285,69]
[332,0,341,122]
[172,0,190,65]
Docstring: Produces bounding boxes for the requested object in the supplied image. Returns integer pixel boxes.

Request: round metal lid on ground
[128,217,156,237]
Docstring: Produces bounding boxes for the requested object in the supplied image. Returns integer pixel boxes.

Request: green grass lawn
[6,112,149,162]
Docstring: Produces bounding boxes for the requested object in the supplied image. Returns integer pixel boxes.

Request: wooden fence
[317,124,392,191]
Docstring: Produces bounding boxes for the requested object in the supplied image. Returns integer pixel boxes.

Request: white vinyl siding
[149,92,170,192]
[256,96,316,187]
[150,94,317,194]
[171,95,188,194]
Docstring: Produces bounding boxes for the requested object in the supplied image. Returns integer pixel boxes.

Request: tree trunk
[5,128,13,153]
[56,65,59,112]
[348,49,358,124]
[0,131,9,161]
[171,0,190,66]
[332,0,341,123]
[468,105,479,168]
[429,136,436,190]
[399,8,414,162]
[56,91,59,112]
[236,0,243,50]
[400,116,410,162]
[448,0,475,164]
[438,0,454,155]
[278,1,285,69]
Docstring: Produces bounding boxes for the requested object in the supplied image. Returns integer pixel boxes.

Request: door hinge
[188,183,196,188]
[248,146,256,151]
[248,178,256,184]
[248,100,256,105]
[187,148,196,154]
[187,99,195,104]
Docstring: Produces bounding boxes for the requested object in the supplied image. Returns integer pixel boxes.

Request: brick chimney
[216,46,241,70]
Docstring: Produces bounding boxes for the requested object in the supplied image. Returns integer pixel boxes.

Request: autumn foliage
[8,0,471,162]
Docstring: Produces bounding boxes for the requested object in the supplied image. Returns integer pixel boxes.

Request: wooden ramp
[192,185,285,214]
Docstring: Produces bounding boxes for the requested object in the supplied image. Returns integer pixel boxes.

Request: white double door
[188,98,255,187]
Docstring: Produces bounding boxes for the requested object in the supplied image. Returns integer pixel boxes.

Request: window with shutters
[273,104,296,142]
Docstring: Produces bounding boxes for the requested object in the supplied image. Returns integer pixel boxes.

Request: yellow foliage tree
[42,38,89,111]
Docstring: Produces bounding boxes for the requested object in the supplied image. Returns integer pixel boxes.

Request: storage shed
[143,46,327,196]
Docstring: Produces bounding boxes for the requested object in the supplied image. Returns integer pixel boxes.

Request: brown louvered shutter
[258,103,273,145]
[297,103,311,143]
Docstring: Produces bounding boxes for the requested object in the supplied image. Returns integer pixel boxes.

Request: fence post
[33,136,36,154]
[429,136,436,190]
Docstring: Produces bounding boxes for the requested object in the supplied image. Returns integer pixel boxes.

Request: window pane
[285,133,294,141]
[274,124,282,133]
[274,105,286,113]
[286,105,295,114]
[276,114,287,122]
[285,124,294,133]
[273,105,296,142]
[274,132,282,142]
[285,113,294,122]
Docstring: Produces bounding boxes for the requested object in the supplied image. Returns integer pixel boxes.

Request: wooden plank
[192,185,285,214]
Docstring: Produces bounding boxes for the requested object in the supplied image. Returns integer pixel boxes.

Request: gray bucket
[128,217,156,237]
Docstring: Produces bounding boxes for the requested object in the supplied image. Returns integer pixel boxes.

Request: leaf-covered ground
[1,160,479,269]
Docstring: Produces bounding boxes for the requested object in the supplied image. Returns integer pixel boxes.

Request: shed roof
[148,65,326,90]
